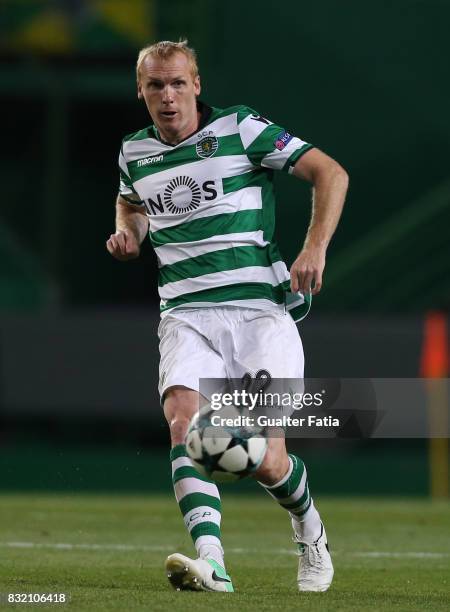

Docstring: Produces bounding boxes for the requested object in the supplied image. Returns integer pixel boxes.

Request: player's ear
[194,75,201,96]
[137,80,143,99]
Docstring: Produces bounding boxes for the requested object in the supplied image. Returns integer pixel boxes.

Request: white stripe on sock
[171,456,193,475]
[174,477,220,503]
[195,535,223,551]
[184,507,222,533]
[291,498,322,542]
[275,468,307,506]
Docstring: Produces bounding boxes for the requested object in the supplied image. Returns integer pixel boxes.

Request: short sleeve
[237,107,313,173]
[118,147,144,206]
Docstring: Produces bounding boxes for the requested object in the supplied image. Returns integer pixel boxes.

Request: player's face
[138,53,201,145]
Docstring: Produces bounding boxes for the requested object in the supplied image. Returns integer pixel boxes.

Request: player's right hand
[106,229,140,261]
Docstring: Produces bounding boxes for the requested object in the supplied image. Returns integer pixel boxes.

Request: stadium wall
[0,311,422,420]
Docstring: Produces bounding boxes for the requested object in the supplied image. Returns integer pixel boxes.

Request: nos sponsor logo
[143,177,218,215]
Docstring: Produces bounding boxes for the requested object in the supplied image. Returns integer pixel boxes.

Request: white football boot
[295,523,334,592]
[165,553,234,592]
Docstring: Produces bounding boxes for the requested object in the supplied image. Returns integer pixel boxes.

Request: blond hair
[136,39,199,81]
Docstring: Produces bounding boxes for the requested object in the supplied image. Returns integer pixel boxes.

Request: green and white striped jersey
[118,103,313,321]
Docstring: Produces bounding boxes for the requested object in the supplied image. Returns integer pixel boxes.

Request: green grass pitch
[0,494,449,611]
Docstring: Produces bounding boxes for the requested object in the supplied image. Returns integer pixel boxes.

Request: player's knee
[164,387,199,446]
[168,417,191,445]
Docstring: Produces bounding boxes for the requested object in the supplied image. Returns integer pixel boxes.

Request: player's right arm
[106,195,149,261]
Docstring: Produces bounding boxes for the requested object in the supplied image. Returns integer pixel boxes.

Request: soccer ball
[185,406,267,483]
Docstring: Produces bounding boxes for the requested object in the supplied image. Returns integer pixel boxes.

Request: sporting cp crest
[196,133,219,159]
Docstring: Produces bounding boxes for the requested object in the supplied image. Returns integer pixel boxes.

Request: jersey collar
[150,101,212,147]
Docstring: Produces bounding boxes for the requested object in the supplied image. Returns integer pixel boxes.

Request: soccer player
[107,40,348,593]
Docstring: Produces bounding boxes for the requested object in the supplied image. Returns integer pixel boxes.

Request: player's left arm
[290,148,349,295]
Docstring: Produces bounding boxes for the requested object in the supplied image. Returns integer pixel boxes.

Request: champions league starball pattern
[185,406,268,483]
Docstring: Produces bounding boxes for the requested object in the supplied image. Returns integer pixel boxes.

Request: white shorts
[158,306,304,401]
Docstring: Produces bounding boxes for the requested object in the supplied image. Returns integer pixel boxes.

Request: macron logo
[137,154,163,167]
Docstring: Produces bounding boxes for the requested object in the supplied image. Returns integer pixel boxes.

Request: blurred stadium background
[0,0,449,501]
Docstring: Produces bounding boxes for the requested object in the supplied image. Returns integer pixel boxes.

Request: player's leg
[159,312,233,592]
[222,308,333,591]
[254,437,322,536]
[164,386,233,591]
[254,436,333,592]
[255,438,324,546]
[164,386,224,566]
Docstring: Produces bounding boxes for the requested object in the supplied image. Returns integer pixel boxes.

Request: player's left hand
[290,246,326,295]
